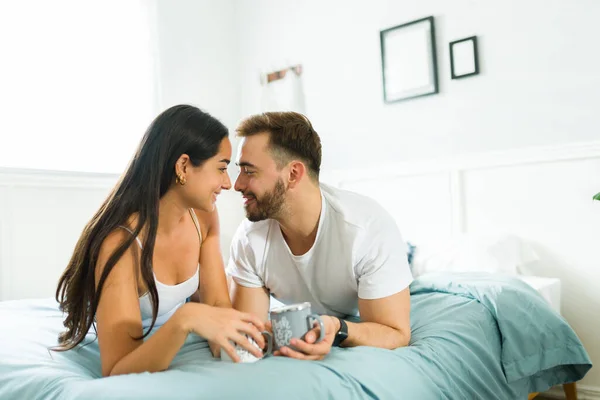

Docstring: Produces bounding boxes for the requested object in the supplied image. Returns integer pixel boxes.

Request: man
[227,112,412,360]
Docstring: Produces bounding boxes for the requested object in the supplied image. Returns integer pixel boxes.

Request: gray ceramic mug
[268,302,325,352]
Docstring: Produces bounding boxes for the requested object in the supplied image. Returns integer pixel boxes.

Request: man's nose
[234,174,243,192]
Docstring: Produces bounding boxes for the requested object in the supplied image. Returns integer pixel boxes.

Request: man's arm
[226,222,270,322]
[344,287,411,348]
[343,206,412,348]
[230,283,270,323]
[280,206,412,360]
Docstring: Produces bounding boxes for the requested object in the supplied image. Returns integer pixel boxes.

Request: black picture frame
[449,36,480,79]
[380,16,439,103]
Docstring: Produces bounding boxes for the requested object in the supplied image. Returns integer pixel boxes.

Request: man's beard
[244,179,286,222]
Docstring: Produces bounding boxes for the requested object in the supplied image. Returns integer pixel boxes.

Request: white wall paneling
[323,140,600,391]
[0,168,118,301]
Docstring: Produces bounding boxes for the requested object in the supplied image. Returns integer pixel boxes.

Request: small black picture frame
[449,36,479,79]
[380,16,439,103]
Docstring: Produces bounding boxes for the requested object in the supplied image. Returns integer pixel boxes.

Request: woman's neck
[156,191,189,237]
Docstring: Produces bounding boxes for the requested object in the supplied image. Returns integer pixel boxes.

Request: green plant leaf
[594,192,600,201]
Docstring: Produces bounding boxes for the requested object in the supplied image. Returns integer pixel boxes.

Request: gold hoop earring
[176,174,187,186]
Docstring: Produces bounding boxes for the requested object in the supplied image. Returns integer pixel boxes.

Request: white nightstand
[516,275,561,315]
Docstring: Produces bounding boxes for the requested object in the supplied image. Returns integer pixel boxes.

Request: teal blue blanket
[0,274,591,399]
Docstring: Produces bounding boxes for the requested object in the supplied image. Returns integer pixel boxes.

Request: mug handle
[262,331,273,356]
[307,314,326,344]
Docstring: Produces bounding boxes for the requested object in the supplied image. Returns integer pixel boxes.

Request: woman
[55,105,265,376]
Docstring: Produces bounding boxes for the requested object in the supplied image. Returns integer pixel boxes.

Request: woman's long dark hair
[54,105,228,350]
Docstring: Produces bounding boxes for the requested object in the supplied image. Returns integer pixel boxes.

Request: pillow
[410,234,539,278]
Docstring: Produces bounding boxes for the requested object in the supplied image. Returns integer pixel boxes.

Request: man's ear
[175,154,190,175]
[287,160,306,188]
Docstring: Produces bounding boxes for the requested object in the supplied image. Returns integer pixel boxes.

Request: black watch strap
[333,317,348,347]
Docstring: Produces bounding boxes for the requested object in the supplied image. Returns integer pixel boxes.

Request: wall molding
[0,167,118,189]
[323,140,600,185]
[323,138,600,241]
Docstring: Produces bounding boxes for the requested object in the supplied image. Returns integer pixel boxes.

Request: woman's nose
[223,172,232,190]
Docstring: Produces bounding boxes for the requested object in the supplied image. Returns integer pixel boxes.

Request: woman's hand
[177,303,266,362]
[208,341,221,359]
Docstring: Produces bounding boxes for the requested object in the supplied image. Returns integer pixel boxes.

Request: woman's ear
[175,154,190,175]
[287,160,306,188]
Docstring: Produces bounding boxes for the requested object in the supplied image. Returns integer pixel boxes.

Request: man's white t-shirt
[227,183,413,317]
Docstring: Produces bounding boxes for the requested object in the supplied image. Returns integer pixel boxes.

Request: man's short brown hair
[236,112,322,181]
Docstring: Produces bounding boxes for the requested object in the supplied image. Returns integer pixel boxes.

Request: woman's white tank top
[119,209,201,328]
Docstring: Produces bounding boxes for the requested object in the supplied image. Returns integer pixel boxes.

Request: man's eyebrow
[219,159,231,165]
[236,161,256,168]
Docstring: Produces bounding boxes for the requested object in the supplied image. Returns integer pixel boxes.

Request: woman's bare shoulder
[95,225,140,287]
[192,208,219,236]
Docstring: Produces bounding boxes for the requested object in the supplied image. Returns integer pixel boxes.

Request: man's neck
[277,182,322,256]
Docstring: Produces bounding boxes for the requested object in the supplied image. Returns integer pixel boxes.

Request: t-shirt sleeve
[226,226,264,289]
[355,210,414,300]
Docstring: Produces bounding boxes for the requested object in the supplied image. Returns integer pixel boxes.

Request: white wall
[0,0,156,174]
[154,0,240,130]
[153,0,245,256]
[235,0,600,172]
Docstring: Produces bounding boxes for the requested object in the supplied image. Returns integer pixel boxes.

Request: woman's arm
[94,230,189,376]
[193,207,231,309]
[95,229,266,376]
[192,207,236,358]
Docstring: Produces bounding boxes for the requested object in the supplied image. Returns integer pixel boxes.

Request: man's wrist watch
[332,317,348,347]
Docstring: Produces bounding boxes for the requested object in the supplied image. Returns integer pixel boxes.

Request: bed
[0,273,591,400]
